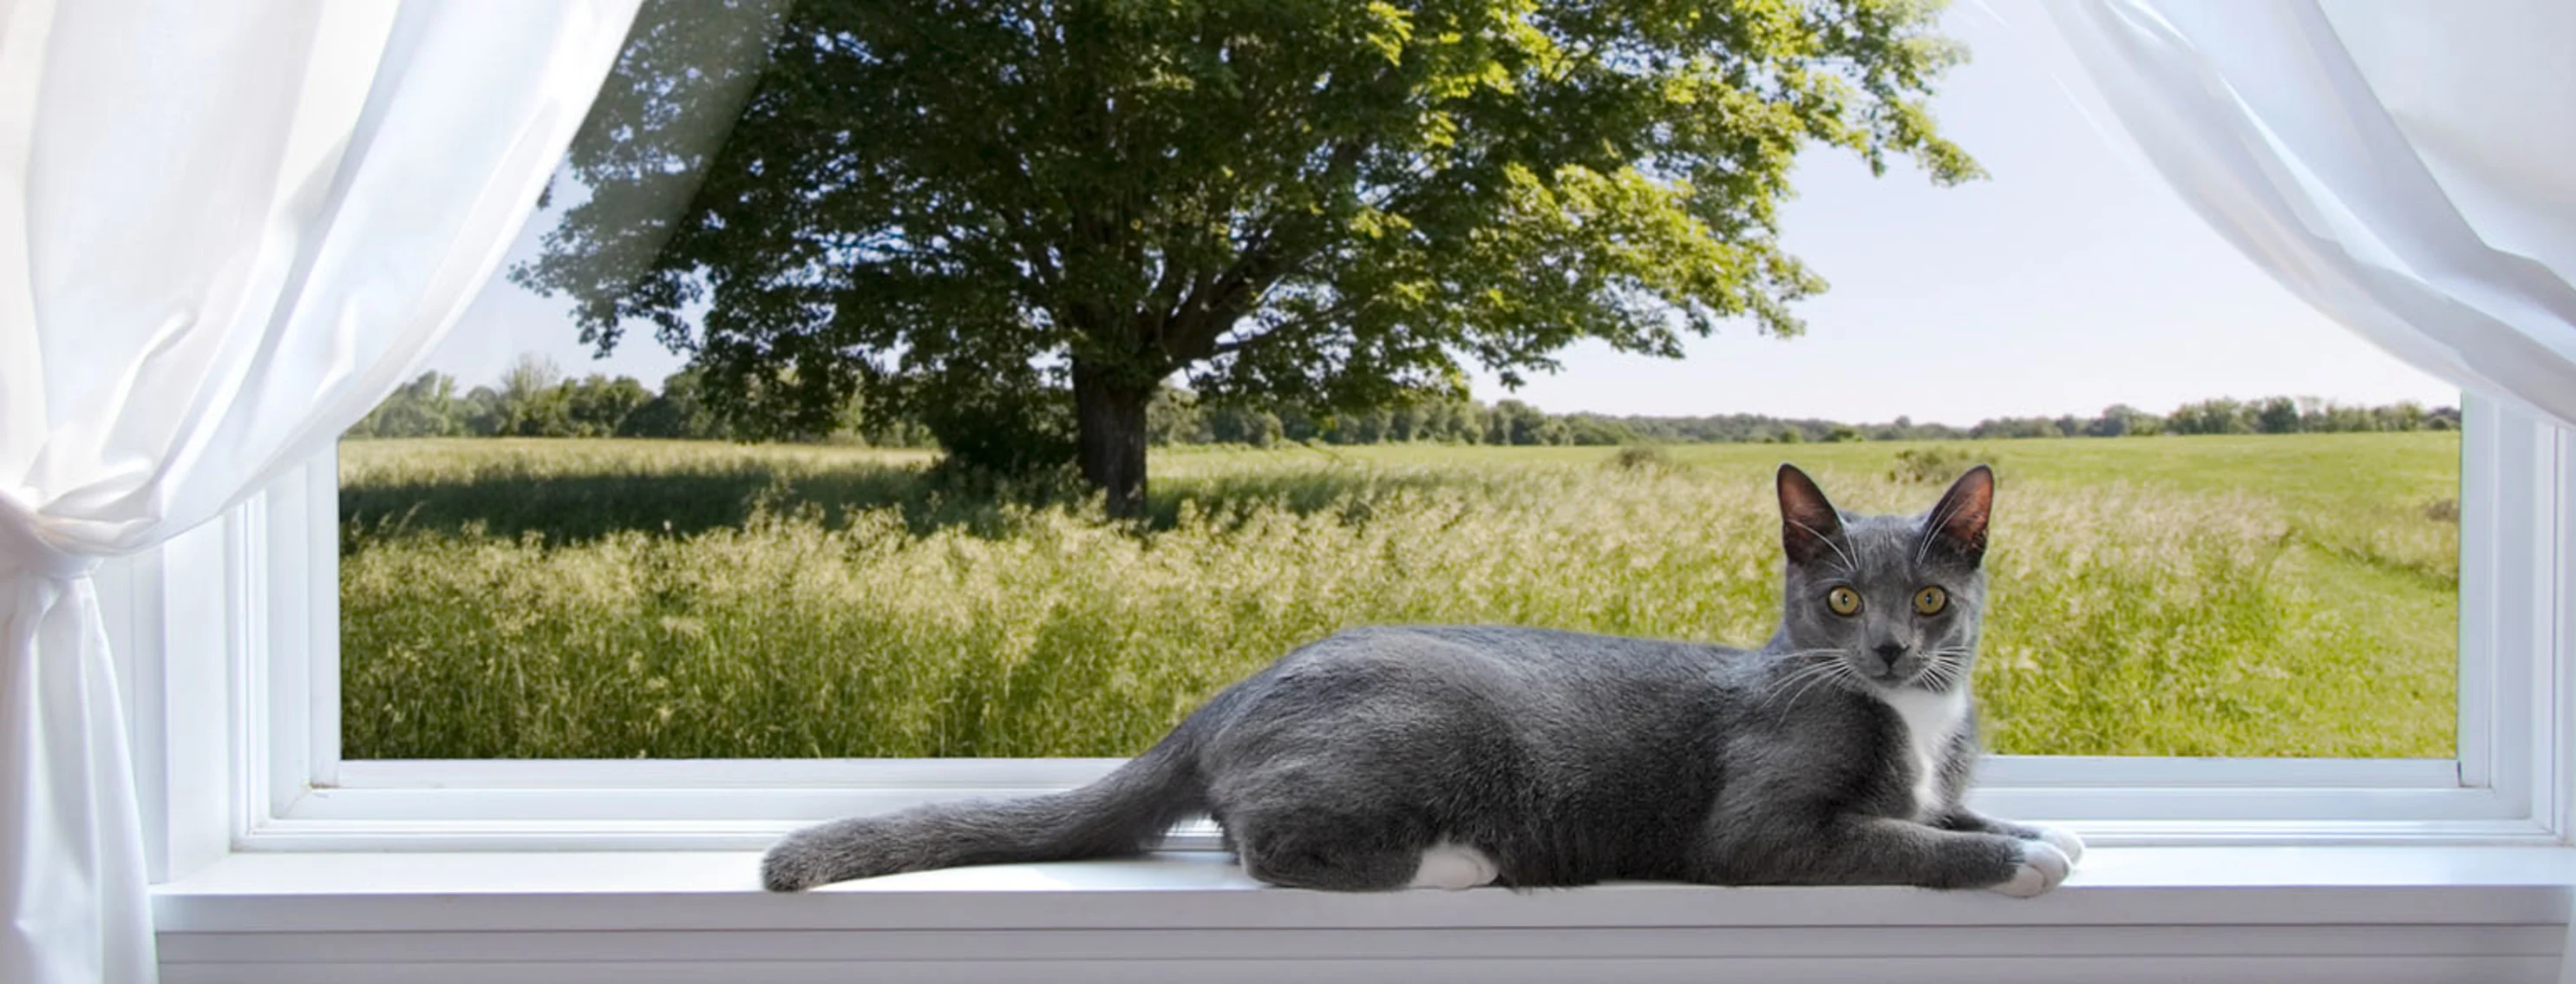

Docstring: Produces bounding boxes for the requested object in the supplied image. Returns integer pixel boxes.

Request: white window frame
[102,393,2572,883]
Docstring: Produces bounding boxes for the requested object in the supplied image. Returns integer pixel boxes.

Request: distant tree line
[1146,392,2458,447]
[346,355,931,446]
[350,356,2460,449]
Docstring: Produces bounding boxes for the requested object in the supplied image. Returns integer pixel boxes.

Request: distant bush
[2422,497,2459,523]
[1890,446,1988,484]
[1607,445,1674,472]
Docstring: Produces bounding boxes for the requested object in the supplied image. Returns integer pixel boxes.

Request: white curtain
[0,1,638,981]
[2045,3,2576,981]
[2048,0,2576,430]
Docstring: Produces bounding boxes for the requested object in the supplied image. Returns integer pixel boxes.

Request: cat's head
[1772,462,1993,695]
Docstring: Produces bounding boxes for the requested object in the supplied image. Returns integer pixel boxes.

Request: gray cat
[763,463,2082,895]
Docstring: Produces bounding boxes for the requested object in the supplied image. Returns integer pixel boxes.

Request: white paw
[1989,840,2070,897]
[1409,842,1500,890]
[2031,824,2085,867]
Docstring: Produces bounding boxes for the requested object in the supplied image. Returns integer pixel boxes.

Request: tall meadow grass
[340,435,2459,759]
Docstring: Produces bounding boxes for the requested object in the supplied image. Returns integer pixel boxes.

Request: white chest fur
[1875,688,1971,821]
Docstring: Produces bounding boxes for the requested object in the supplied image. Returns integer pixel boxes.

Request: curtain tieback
[0,501,101,581]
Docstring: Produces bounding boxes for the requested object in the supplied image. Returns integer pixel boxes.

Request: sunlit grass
[340,433,2460,759]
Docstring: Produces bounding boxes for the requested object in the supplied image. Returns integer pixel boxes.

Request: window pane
[337,1,2458,759]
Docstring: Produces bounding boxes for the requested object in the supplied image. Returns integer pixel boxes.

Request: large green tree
[517,0,1978,515]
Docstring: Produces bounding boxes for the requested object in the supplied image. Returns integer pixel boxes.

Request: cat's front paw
[1408,842,1500,890]
[2028,823,2084,866]
[1988,840,2070,897]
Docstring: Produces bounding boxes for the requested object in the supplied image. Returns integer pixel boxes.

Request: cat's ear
[1775,463,1846,567]
[1919,465,1996,567]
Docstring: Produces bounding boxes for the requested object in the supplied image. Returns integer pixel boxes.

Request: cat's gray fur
[763,464,2078,894]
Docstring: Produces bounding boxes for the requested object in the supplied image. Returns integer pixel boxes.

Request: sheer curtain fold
[0,2,637,982]
[2048,0,2576,430]
[2046,3,2576,981]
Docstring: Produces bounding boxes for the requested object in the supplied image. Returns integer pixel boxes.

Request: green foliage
[348,372,465,438]
[497,355,575,437]
[1607,444,1673,472]
[2382,400,2429,431]
[910,361,1080,473]
[566,374,653,436]
[1145,387,1203,447]
[1204,404,1285,448]
[1487,399,1565,446]
[351,358,2462,457]
[460,386,507,436]
[1888,445,1984,484]
[512,0,1983,492]
[2167,397,2253,436]
[625,369,739,440]
[1969,416,2063,439]
[2423,497,2459,523]
[1560,414,1638,446]
[338,433,2458,759]
[2255,396,2301,435]
[2084,403,2159,438]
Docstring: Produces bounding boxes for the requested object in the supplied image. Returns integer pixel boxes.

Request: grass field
[338,433,2461,760]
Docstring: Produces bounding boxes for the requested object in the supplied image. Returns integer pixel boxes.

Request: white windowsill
[154,846,2576,983]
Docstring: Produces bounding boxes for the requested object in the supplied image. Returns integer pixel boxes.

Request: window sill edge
[154,843,2576,934]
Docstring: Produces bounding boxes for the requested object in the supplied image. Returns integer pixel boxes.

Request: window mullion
[304,456,343,788]
[2547,419,2573,839]
[2456,393,2501,790]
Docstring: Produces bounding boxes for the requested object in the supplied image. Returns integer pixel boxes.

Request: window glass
[339,1,2457,760]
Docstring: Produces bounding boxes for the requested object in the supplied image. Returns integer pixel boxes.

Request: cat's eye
[1825,586,1861,616]
[1913,587,1948,615]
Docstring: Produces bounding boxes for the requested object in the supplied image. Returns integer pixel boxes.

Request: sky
[423,1,2455,429]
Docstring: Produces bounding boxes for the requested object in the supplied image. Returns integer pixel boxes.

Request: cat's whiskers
[1755,659,1839,703]
[1911,648,1963,690]
[1754,655,1848,713]
[1794,661,1863,710]
[1762,657,1862,720]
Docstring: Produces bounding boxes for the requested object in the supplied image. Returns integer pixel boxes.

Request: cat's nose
[1872,642,1907,669]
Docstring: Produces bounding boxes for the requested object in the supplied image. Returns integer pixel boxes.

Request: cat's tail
[760,717,1213,892]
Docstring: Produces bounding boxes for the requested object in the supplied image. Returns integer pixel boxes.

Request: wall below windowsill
[155,845,2576,983]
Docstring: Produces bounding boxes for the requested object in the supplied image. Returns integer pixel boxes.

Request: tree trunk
[1072,361,1151,519]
